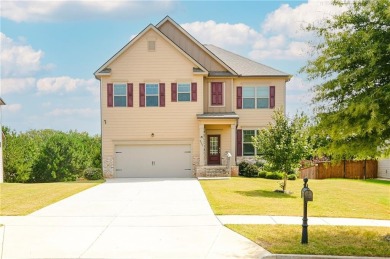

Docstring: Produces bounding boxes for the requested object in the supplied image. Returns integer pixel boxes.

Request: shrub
[258,170,267,178]
[84,168,103,180]
[238,161,250,176]
[288,174,297,180]
[255,161,265,169]
[244,164,259,177]
[265,171,284,180]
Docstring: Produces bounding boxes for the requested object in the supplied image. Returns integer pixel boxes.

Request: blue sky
[0,0,344,135]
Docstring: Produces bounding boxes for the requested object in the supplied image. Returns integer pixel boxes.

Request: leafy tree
[301,0,390,160]
[2,127,101,183]
[253,110,311,192]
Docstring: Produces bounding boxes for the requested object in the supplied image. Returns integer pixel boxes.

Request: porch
[196,113,239,177]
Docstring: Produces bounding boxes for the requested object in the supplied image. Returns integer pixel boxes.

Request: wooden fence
[299,160,378,179]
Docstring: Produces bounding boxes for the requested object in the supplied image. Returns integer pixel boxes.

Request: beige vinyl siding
[101,29,203,161]
[158,20,227,72]
[234,78,286,128]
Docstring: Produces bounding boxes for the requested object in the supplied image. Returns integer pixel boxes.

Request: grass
[227,225,390,257]
[0,180,104,216]
[200,177,390,219]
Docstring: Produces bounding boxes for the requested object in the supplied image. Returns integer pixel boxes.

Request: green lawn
[200,177,390,220]
[0,180,104,215]
[227,225,390,257]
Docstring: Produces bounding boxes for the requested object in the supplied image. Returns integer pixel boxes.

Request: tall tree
[302,0,390,160]
[253,110,311,192]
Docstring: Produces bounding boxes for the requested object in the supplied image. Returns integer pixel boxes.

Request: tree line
[2,127,101,183]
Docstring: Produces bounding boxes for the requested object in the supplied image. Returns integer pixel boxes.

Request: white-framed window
[114,83,127,107]
[243,130,257,156]
[243,86,269,109]
[146,83,159,107]
[178,83,191,102]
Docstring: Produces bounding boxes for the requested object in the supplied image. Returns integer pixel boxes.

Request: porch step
[196,166,230,178]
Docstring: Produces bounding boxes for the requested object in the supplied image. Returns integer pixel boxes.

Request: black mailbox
[303,189,313,202]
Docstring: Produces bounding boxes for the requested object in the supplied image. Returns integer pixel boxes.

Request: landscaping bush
[258,170,267,178]
[265,171,284,180]
[84,168,103,180]
[238,161,250,176]
[244,164,259,177]
[287,174,297,180]
[255,161,265,169]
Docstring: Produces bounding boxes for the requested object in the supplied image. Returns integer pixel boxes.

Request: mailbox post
[301,178,313,244]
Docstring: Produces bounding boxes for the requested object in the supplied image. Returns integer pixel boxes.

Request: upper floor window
[243,86,269,109]
[211,82,223,106]
[237,86,275,109]
[178,83,191,101]
[114,83,127,107]
[145,83,159,107]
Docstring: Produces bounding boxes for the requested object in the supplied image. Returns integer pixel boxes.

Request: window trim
[209,82,225,107]
[145,83,159,107]
[242,86,270,109]
[177,82,191,102]
[113,82,127,107]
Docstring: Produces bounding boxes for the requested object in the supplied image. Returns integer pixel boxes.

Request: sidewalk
[217,215,390,227]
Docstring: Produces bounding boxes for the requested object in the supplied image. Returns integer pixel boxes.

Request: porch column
[230,124,236,165]
[199,124,205,166]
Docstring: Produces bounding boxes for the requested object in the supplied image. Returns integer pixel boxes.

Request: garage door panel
[115,145,192,178]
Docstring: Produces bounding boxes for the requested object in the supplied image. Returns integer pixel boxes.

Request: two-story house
[94,16,291,178]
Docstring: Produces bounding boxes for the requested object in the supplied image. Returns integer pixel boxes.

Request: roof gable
[156,16,237,76]
[94,24,207,77]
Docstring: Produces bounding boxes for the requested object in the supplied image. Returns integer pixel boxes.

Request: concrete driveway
[0,178,269,258]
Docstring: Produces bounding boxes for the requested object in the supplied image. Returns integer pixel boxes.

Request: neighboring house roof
[205,44,290,77]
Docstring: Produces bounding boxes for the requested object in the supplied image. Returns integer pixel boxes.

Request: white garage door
[115,145,192,178]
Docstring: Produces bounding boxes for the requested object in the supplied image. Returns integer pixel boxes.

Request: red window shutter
[107,83,113,107]
[237,129,242,156]
[139,83,145,107]
[127,83,133,107]
[191,82,197,102]
[171,83,177,102]
[159,83,165,107]
[237,86,242,109]
[270,86,275,108]
[211,82,223,105]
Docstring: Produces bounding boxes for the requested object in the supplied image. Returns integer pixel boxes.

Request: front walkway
[218,215,390,227]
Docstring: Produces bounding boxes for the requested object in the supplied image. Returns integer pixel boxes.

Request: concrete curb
[262,254,386,259]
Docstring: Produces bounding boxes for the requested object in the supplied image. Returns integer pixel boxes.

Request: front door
[208,135,221,165]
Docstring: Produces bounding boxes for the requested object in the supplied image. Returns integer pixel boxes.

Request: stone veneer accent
[192,156,200,177]
[103,156,114,178]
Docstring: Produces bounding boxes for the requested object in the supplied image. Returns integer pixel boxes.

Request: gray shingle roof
[205,44,290,77]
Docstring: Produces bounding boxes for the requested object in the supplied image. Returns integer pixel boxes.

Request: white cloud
[47,108,99,117]
[182,20,262,49]
[262,1,347,38]
[1,0,175,22]
[37,76,98,94]
[286,76,315,115]
[1,77,36,94]
[0,33,44,77]
[3,103,22,113]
